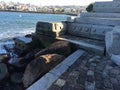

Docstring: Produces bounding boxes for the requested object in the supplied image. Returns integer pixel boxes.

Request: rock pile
[0,41,71,89]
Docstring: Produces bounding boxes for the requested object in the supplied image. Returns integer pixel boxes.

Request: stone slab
[50,49,84,76]
[111,55,120,66]
[76,17,120,26]
[50,63,69,76]
[91,25,113,40]
[67,23,91,38]
[80,12,120,18]
[105,26,120,66]
[27,73,58,90]
[67,23,113,40]
[61,49,85,66]
[57,35,105,54]
[105,26,120,55]
[114,0,120,1]
[93,1,120,13]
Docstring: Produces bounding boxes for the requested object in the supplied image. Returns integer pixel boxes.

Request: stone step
[80,12,120,18]
[75,17,120,26]
[57,35,105,55]
[93,1,120,13]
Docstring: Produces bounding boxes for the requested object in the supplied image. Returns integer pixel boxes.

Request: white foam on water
[0,28,35,41]
[0,40,15,54]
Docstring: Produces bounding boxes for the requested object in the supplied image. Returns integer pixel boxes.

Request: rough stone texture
[67,23,113,40]
[0,63,8,80]
[27,49,84,90]
[114,0,120,1]
[76,17,120,26]
[54,79,66,87]
[106,26,120,66]
[67,23,91,38]
[10,72,23,84]
[35,41,71,57]
[48,52,120,90]
[80,12,120,18]
[23,54,65,88]
[93,2,120,13]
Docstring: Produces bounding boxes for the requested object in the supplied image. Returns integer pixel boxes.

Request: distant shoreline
[0,10,77,16]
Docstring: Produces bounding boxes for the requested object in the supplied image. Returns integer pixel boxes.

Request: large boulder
[105,26,120,66]
[23,54,65,87]
[35,41,71,57]
[0,63,9,80]
[11,72,23,84]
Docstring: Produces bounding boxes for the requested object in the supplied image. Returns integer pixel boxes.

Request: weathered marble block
[80,12,120,18]
[36,22,66,37]
[76,17,120,26]
[93,2,120,13]
[91,25,113,40]
[67,23,113,40]
[114,0,120,1]
[105,26,120,66]
[67,23,91,38]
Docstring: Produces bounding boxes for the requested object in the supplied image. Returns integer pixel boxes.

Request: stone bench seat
[57,35,105,54]
[57,23,113,54]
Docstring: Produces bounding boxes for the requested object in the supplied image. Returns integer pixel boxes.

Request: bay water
[0,11,69,41]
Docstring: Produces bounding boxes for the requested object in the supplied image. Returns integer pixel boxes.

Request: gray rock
[0,63,9,80]
[35,41,71,57]
[103,79,112,89]
[11,72,23,84]
[85,81,95,90]
[23,54,65,87]
[110,68,120,77]
[54,79,66,87]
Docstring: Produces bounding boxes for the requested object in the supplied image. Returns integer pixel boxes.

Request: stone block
[76,17,120,26]
[91,25,113,40]
[57,35,105,54]
[80,12,120,18]
[114,0,120,1]
[36,21,67,37]
[93,1,120,13]
[106,26,120,66]
[67,23,91,38]
[67,22,113,40]
[61,49,85,66]
[27,73,58,90]
[54,79,66,87]
[49,63,68,76]
[111,55,120,66]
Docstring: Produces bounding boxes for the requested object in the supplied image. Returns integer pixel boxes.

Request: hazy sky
[0,0,112,6]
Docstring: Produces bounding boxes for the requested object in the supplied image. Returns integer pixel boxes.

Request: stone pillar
[105,26,120,66]
[114,0,120,1]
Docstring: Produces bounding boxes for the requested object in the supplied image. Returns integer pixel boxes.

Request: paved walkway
[48,52,120,90]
